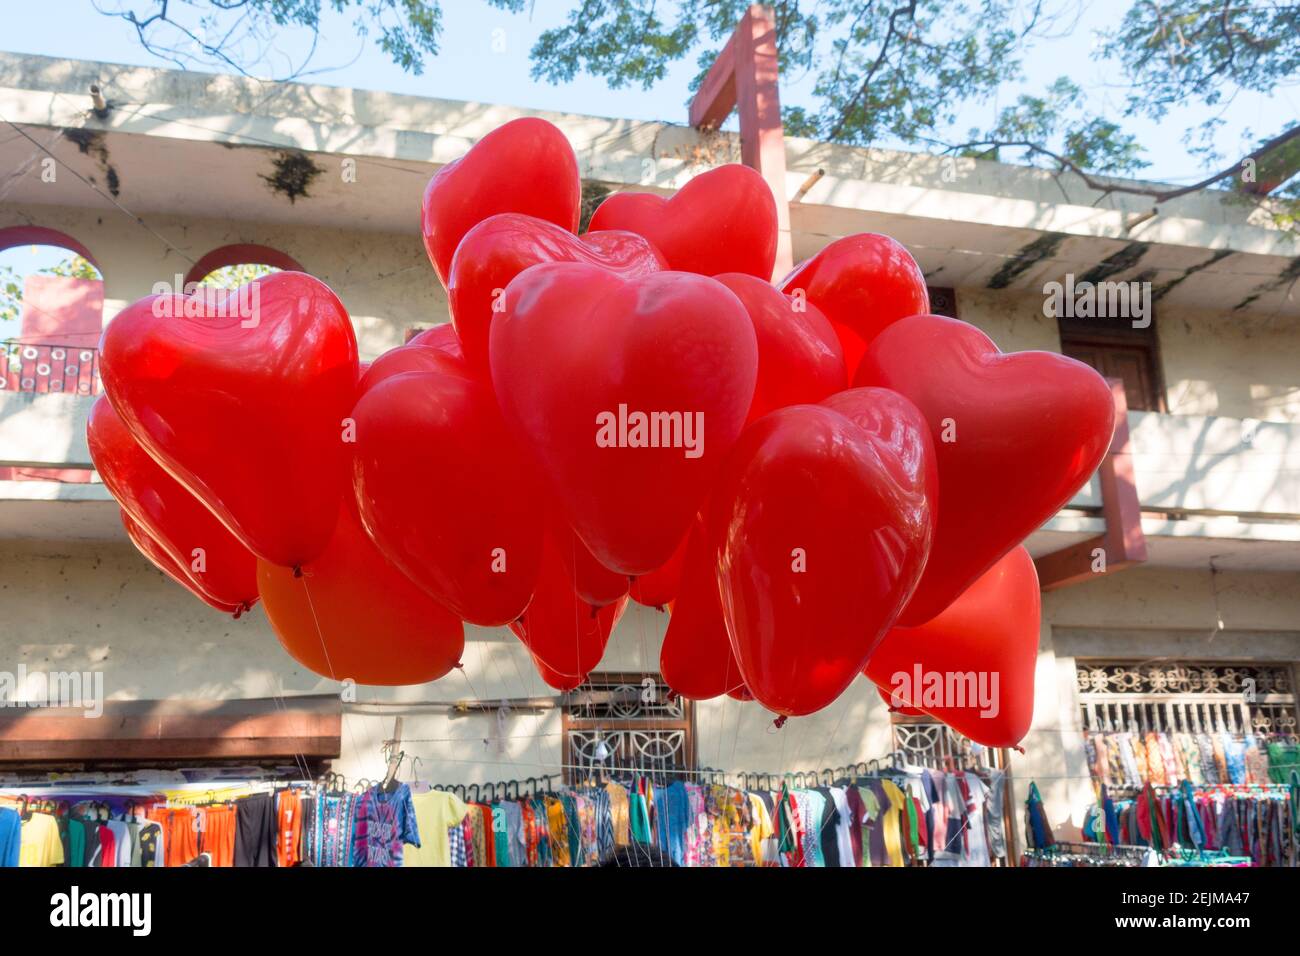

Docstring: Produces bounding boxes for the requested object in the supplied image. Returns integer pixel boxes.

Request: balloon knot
[590,605,600,619]
[232,605,244,620]
[1013,745,1026,756]
[655,604,665,613]
[665,690,678,703]
[772,715,788,730]
[454,661,464,670]
[292,565,303,579]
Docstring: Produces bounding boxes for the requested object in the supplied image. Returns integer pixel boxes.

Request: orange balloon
[863,546,1040,747]
[258,504,464,685]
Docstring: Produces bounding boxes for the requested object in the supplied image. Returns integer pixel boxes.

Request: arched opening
[0,226,104,396]
[183,243,304,290]
[0,227,104,484]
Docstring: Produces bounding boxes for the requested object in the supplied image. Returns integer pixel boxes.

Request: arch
[0,226,100,272]
[184,243,305,288]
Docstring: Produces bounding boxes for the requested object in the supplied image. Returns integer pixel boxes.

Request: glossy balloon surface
[352,368,544,626]
[87,397,259,611]
[589,164,777,279]
[660,518,744,701]
[711,389,935,716]
[491,262,758,575]
[421,117,580,287]
[509,534,627,682]
[854,313,1114,625]
[864,546,1040,747]
[714,273,845,424]
[780,233,929,377]
[100,271,359,568]
[120,510,244,615]
[258,504,464,686]
[450,212,665,370]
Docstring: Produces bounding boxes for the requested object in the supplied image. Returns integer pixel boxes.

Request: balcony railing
[0,340,100,395]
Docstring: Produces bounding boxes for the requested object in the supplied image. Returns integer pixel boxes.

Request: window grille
[1076,660,1298,736]
[561,673,695,784]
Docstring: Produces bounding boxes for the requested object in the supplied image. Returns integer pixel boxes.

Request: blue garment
[1223,734,1247,784]
[0,807,19,867]
[662,782,691,867]
[1179,780,1206,850]
[1101,785,1121,844]
[351,783,421,867]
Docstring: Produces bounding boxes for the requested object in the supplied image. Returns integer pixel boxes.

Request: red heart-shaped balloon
[875,686,927,716]
[629,526,690,607]
[356,343,465,393]
[854,313,1114,625]
[509,534,627,684]
[258,503,464,686]
[449,213,665,370]
[119,510,244,615]
[714,273,845,423]
[406,323,465,359]
[548,513,630,608]
[421,117,581,288]
[100,272,359,569]
[711,388,935,717]
[780,233,929,377]
[87,396,258,612]
[589,164,777,279]
[352,365,544,626]
[660,518,744,701]
[491,262,758,575]
[864,546,1040,747]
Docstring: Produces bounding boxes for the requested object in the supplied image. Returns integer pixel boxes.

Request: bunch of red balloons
[91,117,1116,747]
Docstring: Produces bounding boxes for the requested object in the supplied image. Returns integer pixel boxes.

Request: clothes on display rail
[1080,780,1296,867]
[403,764,1012,868]
[1084,729,1299,790]
[1,760,1016,868]
[0,784,314,868]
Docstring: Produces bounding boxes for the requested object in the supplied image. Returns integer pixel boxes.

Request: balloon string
[299,571,340,683]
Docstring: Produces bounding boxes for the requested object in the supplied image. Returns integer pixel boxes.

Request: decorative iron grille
[561,673,694,784]
[890,714,1005,771]
[1076,660,1298,735]
[0,340,100,395]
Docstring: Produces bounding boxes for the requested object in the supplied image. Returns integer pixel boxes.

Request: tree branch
[944,122,1300,203]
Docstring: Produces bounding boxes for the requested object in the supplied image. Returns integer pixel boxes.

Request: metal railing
[0,339,100,395]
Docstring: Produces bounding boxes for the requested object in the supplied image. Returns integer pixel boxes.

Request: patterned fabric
[448,823,468,867]
[545,798,570,867]
[352,784,420,868]
[460,816,476,867]
[308,793,357,868]
[593,788,614,860]
[605,783,630,845]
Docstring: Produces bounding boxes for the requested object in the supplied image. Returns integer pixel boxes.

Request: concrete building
[0,50,1296,854]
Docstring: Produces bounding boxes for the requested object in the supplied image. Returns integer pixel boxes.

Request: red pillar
[689,4,794,280]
